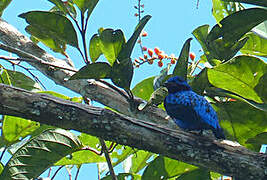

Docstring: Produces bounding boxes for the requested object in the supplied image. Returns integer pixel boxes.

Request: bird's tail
[213,127,225,139]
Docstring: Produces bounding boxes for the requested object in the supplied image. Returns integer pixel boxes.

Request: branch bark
[0,18,170,128]
[0,84,266,180]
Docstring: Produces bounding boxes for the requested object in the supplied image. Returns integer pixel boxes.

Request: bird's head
[163,76,191,93]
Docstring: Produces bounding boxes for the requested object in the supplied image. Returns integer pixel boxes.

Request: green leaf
[207,8,267,43]
[111,57,134,90]
[99,29,126,65]
[222,0,267,8]
[130,151,154,174]
[246,132,267,151]
[173,38,193,80]
[118,15,151,60]
[0,162,3,175]
[215,101,267,151]
[2,116,40,144]
[176,168,211,180]
[26,25,67,54]
[69,62,112,80]
[48,0,69,15]
[0,0,12,17]
[252,21,267,39]
[0,129,81,179]
[207,55,267,103]
[0,69,42,91]
[241,32,267,57]
[102,173,141,180]
[111,15,151,90]
[212,0,243,23]
[56,133,105,165]
[132,77,155,101]
[89,34,103,62]
[73,0,99,16]
[19,11,78,48]
[141,156,197,180]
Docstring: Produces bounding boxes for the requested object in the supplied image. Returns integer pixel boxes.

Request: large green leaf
[26,25,67,54]
[215,101,267,151]
[69,62,112,80]
[246,132,267,151]
[99,29,126,65]
[193,25,247,63]
[0,68,42,91]
[73,0,99,16]
[141,156,197,180]
[241,32,267,57]
[212,0,243,23]
[132,77,155,101]
[0,129,81,179]
[222,0,267,7]
[176,168,211,180]
[89,34,103,62]
[172,38,192,80]
[0,0,12,16]
[19,11,78,48]
[207,8,267,43]
[111,15,151,90]
[129,151,155,174]
[207,55,267,103]
[2,116,40,144]
[102,173,141,180]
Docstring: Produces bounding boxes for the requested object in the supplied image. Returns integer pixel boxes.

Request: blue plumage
[163,76,225,139]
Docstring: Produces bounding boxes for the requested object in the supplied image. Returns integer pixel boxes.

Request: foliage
[0,0,266,179]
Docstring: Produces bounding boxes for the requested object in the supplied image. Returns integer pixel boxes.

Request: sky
[0,0,218,179]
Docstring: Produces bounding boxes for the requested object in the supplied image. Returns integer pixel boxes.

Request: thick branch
[0,18,169,127]
[0,84,266,180]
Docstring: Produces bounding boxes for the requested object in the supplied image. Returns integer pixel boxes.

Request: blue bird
[163,76,225,139]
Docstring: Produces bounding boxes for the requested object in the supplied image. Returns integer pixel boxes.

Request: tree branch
[0,18,170,127]
[0,84,266,180]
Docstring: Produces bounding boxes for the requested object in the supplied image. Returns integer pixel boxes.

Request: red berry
[142,46,147,51]
[141,4,144,8]
[137,39,141,44]
[158,60,163,67]
[148,59,153,64]
[171,59,176,64]
[158,53,164,60]
[154,47,160,55]
[147,49,153,57]
[142,31,148,37]
[134,13,139,17]
[138,57,144,61]
[189,52,196,61]
[144,54,148,59]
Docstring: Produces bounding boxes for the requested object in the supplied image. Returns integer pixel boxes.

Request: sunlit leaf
[132,77,155,101]
[101,173,141,180]
[207,55,267,103]
[73,0,99,17]
[130,151,154,174]
[89,34,103,62]
[19,11,79,48]
[222,0,267,8]
[2,116,40,144]
[241,32,267,57]
[99,29,126,65]
[69,62,112,80]
[142,156,197,180]
[0,129,81,179]
[215,101,267,151]
[176,168,211,180]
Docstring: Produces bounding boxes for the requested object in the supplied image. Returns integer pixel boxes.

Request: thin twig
[81,13,89,63]
[74,166,81,180]
[0,147,7,161]
[51,166,64,180]
[99,139,117,180]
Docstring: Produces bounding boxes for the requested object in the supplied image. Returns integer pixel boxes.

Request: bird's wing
[164,91,219,130]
